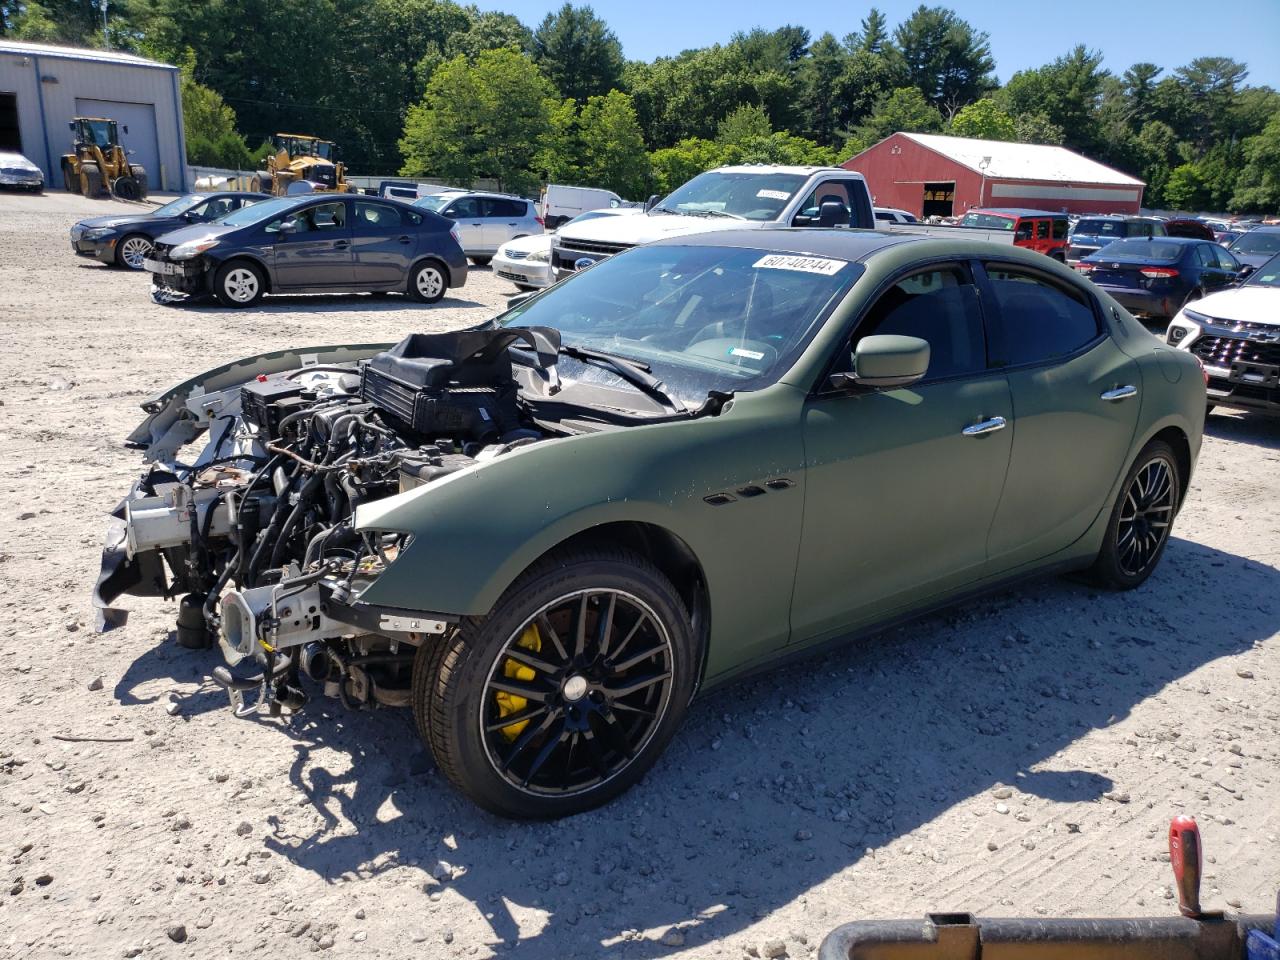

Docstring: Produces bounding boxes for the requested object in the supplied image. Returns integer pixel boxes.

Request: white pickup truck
[551,165,876,281]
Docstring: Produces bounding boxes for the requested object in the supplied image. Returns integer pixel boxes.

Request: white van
[541,184,624,229]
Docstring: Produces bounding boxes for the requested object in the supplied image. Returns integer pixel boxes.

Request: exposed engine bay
[94,327,588,716]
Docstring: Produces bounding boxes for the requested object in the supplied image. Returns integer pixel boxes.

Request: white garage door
[75,98,160,183]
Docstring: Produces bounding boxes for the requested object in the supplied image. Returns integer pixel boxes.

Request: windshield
[1075,220,1131,238]
[1244,253,1280,287]
[657,171,808,221]
[499,244,861,403]
[1089,239,1183,261]
[217,196,303,227]
[274,136,333,160]
[152,195,207,217]
[1230,231,1280,256]
[564,210,617,227]
[960,212,1016,230]
[413,194,456,212]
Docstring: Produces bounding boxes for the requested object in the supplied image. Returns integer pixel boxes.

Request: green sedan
[95,230,1206,818]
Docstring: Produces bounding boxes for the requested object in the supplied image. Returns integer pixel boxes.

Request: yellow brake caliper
[495,623,542,740]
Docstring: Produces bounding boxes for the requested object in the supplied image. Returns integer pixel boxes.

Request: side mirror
[68,121,75,131]
[818,200,848,228]
[506,291,535,310]
[644,194,660,212]
[830,335,931,390]
[278,218,300,234]
[1237,264,1256,279]
[122,125,129,135]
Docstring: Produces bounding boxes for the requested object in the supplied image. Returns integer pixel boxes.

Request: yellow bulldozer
[250,134,352,196]
[60,117,148,200]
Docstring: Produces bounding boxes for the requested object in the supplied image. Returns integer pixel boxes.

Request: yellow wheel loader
[250,134,352,196]
[60,118,148,201]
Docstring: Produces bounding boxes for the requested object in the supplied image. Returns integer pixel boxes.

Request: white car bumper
[492,250,552,288]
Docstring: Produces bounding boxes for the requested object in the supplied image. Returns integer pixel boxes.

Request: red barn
[843,132,1145,218]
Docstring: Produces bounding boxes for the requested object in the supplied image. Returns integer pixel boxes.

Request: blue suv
[1067,216,1166,266]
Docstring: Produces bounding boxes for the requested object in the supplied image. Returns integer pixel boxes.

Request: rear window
[961,212,1016,230]
[1075,219,1126,237]
[1052,219,1068,240]
[1091,239,1183,261]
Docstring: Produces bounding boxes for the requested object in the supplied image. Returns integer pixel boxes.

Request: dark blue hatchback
[1077,237,1247,320]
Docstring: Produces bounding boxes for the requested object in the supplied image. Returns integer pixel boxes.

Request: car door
[441,196,484,252]
[351,199,413,285]
[978,261,1141,569]
[790,263,1014,644]
[481,198,526,250]
[1195,243,1235,294]
[270,199,354,289]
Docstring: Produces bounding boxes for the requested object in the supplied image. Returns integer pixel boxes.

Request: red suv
[959,208,1070,261]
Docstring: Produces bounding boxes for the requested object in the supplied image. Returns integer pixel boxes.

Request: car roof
[646,228,925,261]
[712,165,863,178]
[1075,215,1161,223]
[968,207,1065,218]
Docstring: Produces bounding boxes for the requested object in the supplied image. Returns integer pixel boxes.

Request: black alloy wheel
[1091,439,1181,589]
[414,547,697,819]
[478,588,674,797]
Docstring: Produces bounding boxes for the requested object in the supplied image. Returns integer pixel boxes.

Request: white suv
[414,191,544,265]
[551,166,874,281]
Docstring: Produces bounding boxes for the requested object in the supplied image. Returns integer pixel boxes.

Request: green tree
[949,98,1016,140]
[1121,63,1163,127]
[1012,112,1065,145]
[4,0,59,40]
[531,3,624,103]
[1000,46,1109,153]
[887,5,996,115]
[534,97,581,184]
[577,89,650,197]
[1163,162,1209,211]
[177,50,253,168]
[648,137,724,195]
[846,86,943,152]
[847,7,888,54]
[717,103,774,144]
[1174,56,1248,148]
[400,48,555,193]
[1231,113,1280,212]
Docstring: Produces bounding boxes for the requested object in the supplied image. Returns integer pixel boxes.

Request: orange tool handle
[1169,815,1202,917]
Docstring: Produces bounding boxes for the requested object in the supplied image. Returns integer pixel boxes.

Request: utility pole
[100,0,109,48]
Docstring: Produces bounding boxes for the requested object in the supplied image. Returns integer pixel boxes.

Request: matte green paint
[353,240,1205,686]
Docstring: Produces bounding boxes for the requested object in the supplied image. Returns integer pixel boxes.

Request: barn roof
[896,132,1144,187]
[0,39,176,70]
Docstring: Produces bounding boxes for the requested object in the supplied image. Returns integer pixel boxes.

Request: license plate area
[1229,361,1280,387]
[143,258,183,275]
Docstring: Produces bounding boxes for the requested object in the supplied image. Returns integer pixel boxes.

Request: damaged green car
[95,230,1205,818]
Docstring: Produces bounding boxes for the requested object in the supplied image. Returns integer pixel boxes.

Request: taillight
[535,215,545,228]
[1076,262,1095,273]
[1141,267,1179,278]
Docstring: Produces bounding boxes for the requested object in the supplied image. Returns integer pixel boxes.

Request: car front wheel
[413,547,697,819]
[1090,439,1181,589]
[212,260,266,307]
[115,233,153,270]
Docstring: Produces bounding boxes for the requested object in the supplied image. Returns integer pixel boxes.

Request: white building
[0,39,187,191]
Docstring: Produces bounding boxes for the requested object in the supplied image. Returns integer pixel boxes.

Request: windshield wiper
[690,208,745,220]
[558,344,687,414]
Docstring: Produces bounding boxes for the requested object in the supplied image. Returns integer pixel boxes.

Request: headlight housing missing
[170,237,220,260]
[525,247,551,264]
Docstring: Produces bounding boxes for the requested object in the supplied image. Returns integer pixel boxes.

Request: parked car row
[70,192,469,307]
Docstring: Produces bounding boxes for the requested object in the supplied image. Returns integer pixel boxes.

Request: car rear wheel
[470,256,492,266]
[413,547,697,819]
[115,233,153,270]
[1090,440,1181,590]
[213,260,266,308]
[407,260,446,303]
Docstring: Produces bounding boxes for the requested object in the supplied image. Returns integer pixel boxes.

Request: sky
[473,0,1280,89]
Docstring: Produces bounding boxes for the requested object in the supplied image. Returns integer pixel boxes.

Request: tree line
[3,0,1277,211]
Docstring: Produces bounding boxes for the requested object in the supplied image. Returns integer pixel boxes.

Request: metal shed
[0,39,186,192]
[844,132,1145,218]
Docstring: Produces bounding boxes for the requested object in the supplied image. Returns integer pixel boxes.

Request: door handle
[470,222,483,226]
[332,239,349,249]
[1100,385,1137,401]
[398,235,412,244]
[962,416,1007,437]
[507,222,518,226]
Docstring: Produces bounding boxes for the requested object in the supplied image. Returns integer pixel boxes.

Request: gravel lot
[1,190,1277,960]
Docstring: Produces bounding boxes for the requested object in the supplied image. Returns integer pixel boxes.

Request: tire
[251,173,271,194]
[132,167,149,200]
[81,168,103,198]
[407,260,447,303]
[212,259,266,308]
[413,547,698,819]
[470,255,492,266]
[1089,440,1181,590]
[115,233,153,270]
[62,166,74,192]
[112,176,140,201]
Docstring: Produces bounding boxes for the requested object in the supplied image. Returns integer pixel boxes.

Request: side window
[403,207,423,226]
[1215,246,1240,271]
[795,181,852,226]
[307,201,347,231]
[1195,244,1217,268]
[983,265,1101,366]
[353,201,402,232]
[1035,220,1050,240]
[445,197,481,219]
[850,266,987,381]
[1052,219,1068,240]
[1014,220,1034,241]
[204,197,233,219]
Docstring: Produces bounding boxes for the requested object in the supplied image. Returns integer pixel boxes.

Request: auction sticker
[756,189,792,201]
[753,254,846,276]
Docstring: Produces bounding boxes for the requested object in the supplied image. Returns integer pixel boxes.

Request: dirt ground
[0,190,1276,960]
